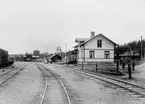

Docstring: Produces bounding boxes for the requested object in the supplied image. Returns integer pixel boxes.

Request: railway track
[0,64,27,86]
[37,64,71,104]
[62,66,145,98]
[0,63,26,77]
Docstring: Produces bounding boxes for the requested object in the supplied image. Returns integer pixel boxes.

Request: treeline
[115,39,145,57]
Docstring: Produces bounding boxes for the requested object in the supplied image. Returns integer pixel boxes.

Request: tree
[115,39,145,58]
[33,50,40,56]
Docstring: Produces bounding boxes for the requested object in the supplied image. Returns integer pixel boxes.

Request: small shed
[49,54,62,62]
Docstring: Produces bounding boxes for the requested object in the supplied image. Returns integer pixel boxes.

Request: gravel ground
[0,62,144,104]
[113,62,145,87]
[0,62,23,76]
[63,63,145,88]
[42,68,68,104]
[0,62,43,104]
[42,63,144,104]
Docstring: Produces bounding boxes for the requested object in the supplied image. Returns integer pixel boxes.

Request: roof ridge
[79,33,117,46]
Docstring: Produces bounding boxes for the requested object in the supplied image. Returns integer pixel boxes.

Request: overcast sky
[0,0,145,54]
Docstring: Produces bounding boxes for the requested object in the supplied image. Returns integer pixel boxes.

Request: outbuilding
[49,54,62,63]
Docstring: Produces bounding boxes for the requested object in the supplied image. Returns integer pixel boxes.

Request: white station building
[75,32,117,64]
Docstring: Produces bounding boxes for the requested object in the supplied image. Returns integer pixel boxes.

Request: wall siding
[85,35,114,49]
[84,58,114,62]
[77,35,115,63]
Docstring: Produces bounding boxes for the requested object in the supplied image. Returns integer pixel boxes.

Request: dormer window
[97,40,102,48]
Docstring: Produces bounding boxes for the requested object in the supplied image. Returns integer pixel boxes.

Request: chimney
[90,31,95,38]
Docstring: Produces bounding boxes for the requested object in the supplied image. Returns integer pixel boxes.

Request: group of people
[120,58,136,70]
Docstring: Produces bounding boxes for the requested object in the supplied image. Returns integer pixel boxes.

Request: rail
[37,64,71,104]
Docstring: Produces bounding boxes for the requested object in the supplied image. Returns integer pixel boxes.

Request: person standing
[122,60,126,70]
[132,60,135,70]
[96,63,98,72]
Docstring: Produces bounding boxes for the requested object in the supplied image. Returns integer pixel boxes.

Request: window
[97,40,102,48]
[104,51,110,59]
[89,51,95,58]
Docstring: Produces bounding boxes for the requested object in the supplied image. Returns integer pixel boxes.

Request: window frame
[104,51,110,59]
[97,40,102,48]
[89,50,95,59]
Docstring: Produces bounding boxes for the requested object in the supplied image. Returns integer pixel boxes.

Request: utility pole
[116,52,119,73]
[65,42,67,65]
[47,48,48,63]
[141,35,143,60]
[116,44,120,73]
[127,45,132,79]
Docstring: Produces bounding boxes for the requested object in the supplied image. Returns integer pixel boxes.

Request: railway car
[8,57,14,65]
[0,49,8,68]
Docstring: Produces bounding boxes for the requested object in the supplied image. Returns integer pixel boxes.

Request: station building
[74,32,117,64]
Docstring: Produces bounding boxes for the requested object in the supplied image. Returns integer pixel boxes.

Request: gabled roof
[75,38,88,42]
[79,33,117,46]
[73,45,79,48]
[66,49,78,54]
[49,54,62,59]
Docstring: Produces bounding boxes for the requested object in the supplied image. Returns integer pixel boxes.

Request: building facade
[75,32,117,64]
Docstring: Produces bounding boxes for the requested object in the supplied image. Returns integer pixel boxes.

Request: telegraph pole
[65,42,67,65]
[127,45,132,79]
[141,35,143,60]
[47,48,48,63]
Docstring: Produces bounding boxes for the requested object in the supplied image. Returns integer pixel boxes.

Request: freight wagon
[0,49,8,67]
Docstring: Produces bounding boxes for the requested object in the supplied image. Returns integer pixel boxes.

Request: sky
[0,0,145,54]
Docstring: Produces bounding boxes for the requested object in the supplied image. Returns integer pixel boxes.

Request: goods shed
[49,54,62,63]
